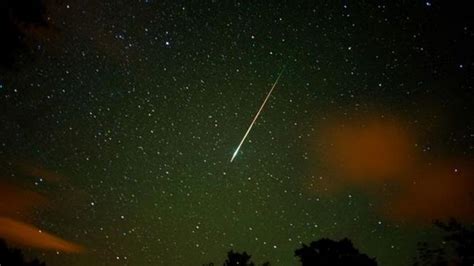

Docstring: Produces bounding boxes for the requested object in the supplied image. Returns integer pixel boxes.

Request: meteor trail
[230,67,285,162]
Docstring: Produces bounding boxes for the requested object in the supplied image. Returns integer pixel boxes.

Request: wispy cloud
[0,165,85,253]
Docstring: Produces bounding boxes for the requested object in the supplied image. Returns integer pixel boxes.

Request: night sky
[0,1,473,265]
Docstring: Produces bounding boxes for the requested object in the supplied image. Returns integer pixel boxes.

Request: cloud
[0,170,85,253]
[385,161,474,223]
[0,182,47,218]
[16,161,65,182]
[320,117,416,182]
[0,217,84,253]
[312,114,474,223]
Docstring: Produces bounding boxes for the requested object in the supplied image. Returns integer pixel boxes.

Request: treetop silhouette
[224,250,255,266]
[295,238,377,266]
[414,219,474,266]
[0,238,46,266]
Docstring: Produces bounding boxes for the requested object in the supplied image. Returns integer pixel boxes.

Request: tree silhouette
[413,219,474,266]
[224,250,255,266]
[204,250,270,266]
[0,238,46,266]
[413,242,448,266]
[295,238,377,266]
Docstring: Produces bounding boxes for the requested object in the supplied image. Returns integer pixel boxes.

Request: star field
[0,1,473,265]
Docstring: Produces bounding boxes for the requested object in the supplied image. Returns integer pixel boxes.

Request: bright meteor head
[230,149,239,162]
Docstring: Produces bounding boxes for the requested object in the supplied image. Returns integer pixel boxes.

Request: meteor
[230,67,285,162]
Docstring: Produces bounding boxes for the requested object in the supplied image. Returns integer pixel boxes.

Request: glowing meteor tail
[230,66,285,162]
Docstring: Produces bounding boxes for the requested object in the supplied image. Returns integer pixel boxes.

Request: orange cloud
[0,182,47,219]
[0,168,85,253]
[16,161,65,182]
[385,161,474,223]
[0,217,84,253]
[320,117,416,183]
[312,114,474,223]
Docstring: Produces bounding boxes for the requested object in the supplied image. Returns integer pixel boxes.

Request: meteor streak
[230,67,285,162]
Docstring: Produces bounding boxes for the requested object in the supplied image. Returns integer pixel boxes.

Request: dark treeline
[0,239,45,266]
[413,219,474,266]
[204,238,376,266]
[1,219,473,265]
[204,219,474,266]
